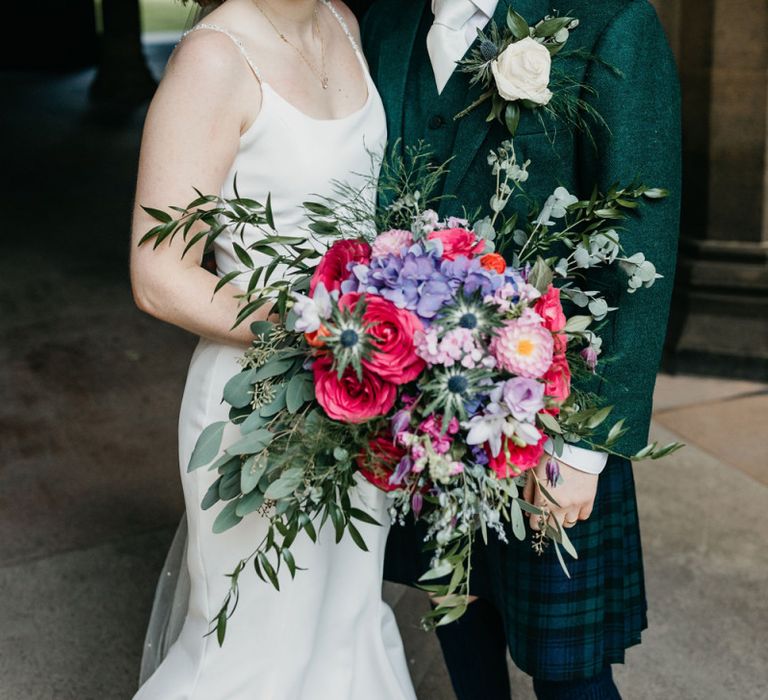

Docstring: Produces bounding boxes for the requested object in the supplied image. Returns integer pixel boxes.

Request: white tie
[427,0,480,94]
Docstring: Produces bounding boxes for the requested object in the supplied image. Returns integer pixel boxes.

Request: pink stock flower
[490,317,554,378]
[427,227,485,261]
[371,229,414,258]
[310,239,371,295]
[418,415,460,455]
[415,327,487,369]
[313,355,396,423]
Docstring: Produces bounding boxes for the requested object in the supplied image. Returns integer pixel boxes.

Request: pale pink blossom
[371,229,414,258]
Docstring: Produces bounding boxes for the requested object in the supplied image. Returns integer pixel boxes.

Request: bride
[129,1,415,698]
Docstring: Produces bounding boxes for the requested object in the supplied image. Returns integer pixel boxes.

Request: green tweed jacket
[362,0,682,457]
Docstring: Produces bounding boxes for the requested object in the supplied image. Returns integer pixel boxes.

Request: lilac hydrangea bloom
[440,256,504,297]
[343,243,454,322]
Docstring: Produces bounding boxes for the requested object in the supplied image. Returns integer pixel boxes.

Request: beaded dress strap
[182,23,263,83]
[321,0,364,63]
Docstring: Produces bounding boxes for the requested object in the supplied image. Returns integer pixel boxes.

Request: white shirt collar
[431,0,498,19]
[471,0,498,18]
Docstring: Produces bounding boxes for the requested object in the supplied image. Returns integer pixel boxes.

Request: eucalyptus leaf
[188,421,227,472]
[286,373,311,414]
[240,454,268,494]
[201,477,222,510]
[222,368,257,409]
[563,315,593,333]
[235,489,265,517]
[264,474,302,500]
[527,257,553,294]
[226,429,273,456]
[538,411,562,434]
[419,560,453,582]
[510,499,526,541]
[212,499,243,534]
[253,357,294,381]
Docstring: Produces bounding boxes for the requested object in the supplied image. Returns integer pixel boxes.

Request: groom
[361,0,680,698]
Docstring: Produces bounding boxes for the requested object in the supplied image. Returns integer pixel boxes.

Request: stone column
[653,0,768,379]
[91,0,157,106]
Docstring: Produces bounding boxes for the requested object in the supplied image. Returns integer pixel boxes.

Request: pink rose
[313,355,396,423]
[310,239,371,295]
[427,227,485,261]
[338,292,426,385]
[487,434,547,478]
[535,285,566,333]
[543,353,571,404]
[371,229,414,258]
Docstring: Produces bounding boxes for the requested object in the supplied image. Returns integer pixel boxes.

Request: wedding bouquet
[141,142,681,640]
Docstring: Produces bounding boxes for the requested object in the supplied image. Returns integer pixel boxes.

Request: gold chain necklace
[252,1,329,90]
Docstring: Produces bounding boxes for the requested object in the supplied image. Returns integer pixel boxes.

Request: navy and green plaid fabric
[385,456,647,681]
[363,0,679,681]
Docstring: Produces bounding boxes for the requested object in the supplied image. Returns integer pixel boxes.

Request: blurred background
[0,1,765,698]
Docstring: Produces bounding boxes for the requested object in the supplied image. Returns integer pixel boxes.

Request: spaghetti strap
[182,23,264,83]
[321,0,365,66]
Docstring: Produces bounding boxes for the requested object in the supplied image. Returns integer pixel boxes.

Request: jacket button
[428,115,446,130]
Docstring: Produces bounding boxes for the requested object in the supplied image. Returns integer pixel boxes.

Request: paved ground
[1,43,767,700]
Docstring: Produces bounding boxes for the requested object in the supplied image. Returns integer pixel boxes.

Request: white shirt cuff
[544,440,608,475]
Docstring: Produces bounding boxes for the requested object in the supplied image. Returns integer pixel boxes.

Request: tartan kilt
[383,455,647,681]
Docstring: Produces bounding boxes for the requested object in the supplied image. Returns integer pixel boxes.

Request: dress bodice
[183,3,387,287]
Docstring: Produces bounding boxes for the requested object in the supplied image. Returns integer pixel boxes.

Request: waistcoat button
[428,115,446,130]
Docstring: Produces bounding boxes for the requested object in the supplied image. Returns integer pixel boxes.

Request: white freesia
[292,282,332,333]
[491,37,553,106]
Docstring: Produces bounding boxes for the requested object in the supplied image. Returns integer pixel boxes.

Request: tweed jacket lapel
[376,0,426,154]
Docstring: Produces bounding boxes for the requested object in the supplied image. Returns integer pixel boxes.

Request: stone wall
[651,0,768,378]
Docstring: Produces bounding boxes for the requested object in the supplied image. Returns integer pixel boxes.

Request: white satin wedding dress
[134,6,416,699]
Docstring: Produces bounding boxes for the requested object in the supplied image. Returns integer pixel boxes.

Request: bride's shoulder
[166,25,254,95]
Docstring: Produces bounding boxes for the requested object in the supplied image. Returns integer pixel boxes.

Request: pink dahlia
[490,318,554,378]
[371,229,413,258]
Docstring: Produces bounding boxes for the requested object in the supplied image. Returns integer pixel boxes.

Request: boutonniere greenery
[456,7,613,137]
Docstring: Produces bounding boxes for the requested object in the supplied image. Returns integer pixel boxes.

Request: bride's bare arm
[130,31,264,347]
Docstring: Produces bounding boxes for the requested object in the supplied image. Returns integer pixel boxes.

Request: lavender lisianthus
[501,377,545,422]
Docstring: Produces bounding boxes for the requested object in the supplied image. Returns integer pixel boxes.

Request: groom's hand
[523,457,599,531]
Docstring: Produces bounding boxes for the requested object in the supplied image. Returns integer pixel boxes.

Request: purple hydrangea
[343,244,454,321]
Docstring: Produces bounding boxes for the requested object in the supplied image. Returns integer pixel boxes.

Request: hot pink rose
[543,353,571,404]
[356,436,406,492]
[310,239,371,295]
[427,227,485,261]
[338,292,426,384]
[313,355,396,423]
[535,285,566,333]
[487,434,547,478]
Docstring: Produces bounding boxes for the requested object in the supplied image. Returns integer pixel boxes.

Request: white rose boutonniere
[491,37,553,106]
[456,9,604,137]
